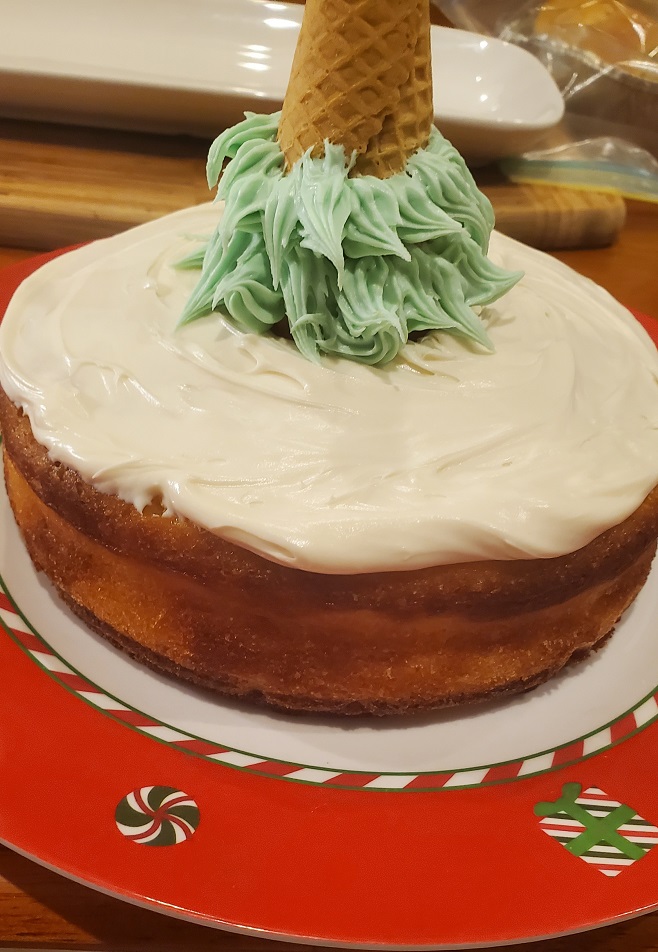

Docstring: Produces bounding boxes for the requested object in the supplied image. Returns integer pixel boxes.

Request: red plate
[1,252,658,948]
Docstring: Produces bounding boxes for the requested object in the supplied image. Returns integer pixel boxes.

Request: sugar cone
[277,0,433,178]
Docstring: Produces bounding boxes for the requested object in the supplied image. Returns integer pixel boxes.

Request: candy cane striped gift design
[535,783,658,877]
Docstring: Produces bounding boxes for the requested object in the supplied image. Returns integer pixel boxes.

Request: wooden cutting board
[0,119,626,252]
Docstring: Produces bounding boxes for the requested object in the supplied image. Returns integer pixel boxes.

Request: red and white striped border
[1,588,657,791]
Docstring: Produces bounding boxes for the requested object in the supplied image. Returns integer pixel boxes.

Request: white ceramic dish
[1,0,563,164]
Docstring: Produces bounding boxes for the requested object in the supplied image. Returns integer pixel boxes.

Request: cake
[1,0,658,715]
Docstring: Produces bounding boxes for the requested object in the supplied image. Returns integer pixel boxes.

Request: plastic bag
[501,135,658,202]
[434,0,658,200]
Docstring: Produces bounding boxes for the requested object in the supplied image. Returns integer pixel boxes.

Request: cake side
[4,388,658,612]
[3,394,657,715]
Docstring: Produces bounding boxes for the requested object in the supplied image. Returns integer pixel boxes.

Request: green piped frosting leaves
[180,112,522,364]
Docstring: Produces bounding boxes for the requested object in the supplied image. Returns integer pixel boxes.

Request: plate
[1,253,658,947]
[0,0,564,164]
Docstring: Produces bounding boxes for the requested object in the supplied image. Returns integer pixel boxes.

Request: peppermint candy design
[115,786,200,846]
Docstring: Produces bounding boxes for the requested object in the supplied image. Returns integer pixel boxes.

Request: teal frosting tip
[180,112,522,365]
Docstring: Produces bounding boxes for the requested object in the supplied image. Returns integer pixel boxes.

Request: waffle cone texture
[277,0,434,177]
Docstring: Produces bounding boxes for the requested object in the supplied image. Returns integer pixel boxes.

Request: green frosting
[179,112,522,364]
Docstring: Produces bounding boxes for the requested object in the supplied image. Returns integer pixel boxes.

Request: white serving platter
[0,0,564,163]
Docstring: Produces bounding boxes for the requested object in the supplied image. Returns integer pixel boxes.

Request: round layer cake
[1,205,658,714]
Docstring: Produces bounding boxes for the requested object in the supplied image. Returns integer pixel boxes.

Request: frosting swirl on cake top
[1,204,658,573]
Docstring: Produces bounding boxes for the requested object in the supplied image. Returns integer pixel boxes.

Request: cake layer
[1,205,658,573]
[3,401,658,714]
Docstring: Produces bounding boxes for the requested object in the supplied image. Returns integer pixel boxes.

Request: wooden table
[0,1,657,941]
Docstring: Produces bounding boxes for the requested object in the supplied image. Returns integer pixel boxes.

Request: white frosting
[2,204,658,573]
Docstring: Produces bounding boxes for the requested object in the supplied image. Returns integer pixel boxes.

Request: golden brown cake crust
[2,388,658,715]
